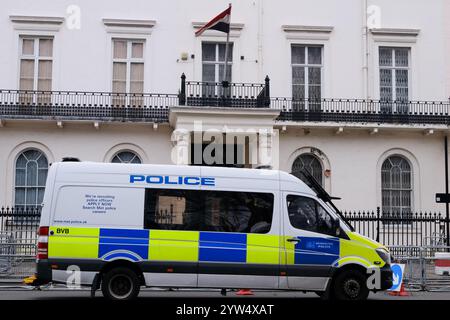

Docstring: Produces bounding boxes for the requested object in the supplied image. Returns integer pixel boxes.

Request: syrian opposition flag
[195,5,231,36]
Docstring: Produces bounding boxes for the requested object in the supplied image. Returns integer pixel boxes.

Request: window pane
[38,188,45,204]
[113,62,126,81]
[292,154,323,186]
[316,205,334,235]
[144,189,202,230]
[308,47,322,64]
[202,64,216,82]
[112,81,126,94]
[130,63,144,81]
[25,149,40,161]
[15,188,25,205]
[202,43,216,62]
[380,69,392,87]
[113,40,127,59]
[292,66,305,85]
[26,161,37,186]
[308,67,321,85]
[16,168,26,186]
[20,60,35,79]
[379,48,392,67]
[131,42,144,58]
[26,188,37,206]
[38,169,48,186]
[130,82,143,94]
[218,64,232,82]
[292,84,305,100]
[218,43,233,62]
[39,39,53,57]
[38,60,52,79]
[203,191,273,233]
[395,48,409,67]
[287,195,317,232]
[112,151,141,164]
[308,85,321,101]
[22,39,34,55]
[291,46,305,64]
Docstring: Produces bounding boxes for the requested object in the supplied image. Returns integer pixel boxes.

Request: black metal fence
[0,90,177,122]
[0,206,449,254]
[272,97,450,125]
[0,207,40,278]
[342,208,449,252]
[179,73,271,108]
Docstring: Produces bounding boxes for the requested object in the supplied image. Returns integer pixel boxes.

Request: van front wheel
[101,267,140,300]
[333,269,369,301]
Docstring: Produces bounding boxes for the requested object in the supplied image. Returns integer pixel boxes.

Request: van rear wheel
[333,269,369,301]
[101,267,140,300]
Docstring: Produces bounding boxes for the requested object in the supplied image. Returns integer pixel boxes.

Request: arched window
[381,155,412,215]
[291,153,323,186]
[15,149,48,210]
[111,151,142,164]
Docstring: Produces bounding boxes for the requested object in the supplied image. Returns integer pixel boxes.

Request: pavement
[0,285,450,300]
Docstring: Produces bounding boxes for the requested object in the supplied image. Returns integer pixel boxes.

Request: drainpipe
[445,136,450,248]
[363,0,370,100]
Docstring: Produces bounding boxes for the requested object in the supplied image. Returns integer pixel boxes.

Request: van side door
[282,193,340,291]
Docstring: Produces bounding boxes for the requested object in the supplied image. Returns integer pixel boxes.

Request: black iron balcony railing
[0,90,178,122]
[179,73,270,108]
[1,85,450,126]
[272,97,450,125]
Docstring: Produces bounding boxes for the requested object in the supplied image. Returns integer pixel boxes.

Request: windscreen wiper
[291,169,354,231]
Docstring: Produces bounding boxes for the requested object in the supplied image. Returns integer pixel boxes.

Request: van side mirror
[332,218,341,237]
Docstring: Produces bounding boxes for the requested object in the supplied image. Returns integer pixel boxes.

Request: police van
[34,160,393,300]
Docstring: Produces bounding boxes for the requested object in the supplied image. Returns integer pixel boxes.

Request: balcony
[179,73,271,108]
[0,76,449,126]
[0,90,177,122]
[272,98,450,125]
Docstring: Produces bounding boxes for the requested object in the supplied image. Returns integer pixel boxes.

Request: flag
[195,5,231,37]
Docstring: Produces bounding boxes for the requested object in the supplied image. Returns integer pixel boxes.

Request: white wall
[0,122,173,205]
[0,0,448,99]
[278,128,446,212]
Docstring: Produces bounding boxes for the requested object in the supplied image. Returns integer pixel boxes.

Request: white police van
[34,160,392,300]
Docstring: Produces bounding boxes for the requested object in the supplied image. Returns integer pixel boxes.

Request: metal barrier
[389,245,450,291]
[0,235,36,279]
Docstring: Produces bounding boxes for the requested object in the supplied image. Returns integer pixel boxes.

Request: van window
[144,189,274,233]
[203,191,273,233]
[286,195,334,236]
[144,189,202,230]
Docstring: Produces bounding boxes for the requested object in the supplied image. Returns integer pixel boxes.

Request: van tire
[332,269,369,301]
[101,267,140,300]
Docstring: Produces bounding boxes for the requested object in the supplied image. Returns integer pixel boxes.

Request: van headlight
[376,248,391,265]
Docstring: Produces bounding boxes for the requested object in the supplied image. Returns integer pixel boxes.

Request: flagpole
[222,3,232,84]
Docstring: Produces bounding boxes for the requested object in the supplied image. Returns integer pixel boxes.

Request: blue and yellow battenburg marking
[98,228,149,261]
[48,227,346,266]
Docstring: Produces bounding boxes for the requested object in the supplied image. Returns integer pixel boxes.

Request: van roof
[52,161,314,195]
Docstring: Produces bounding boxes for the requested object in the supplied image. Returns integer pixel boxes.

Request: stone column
[170,128,190,165]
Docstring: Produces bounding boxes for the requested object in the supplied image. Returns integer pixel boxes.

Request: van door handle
[286,238,300,243]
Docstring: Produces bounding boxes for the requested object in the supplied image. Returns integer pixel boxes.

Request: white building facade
[0,0,449,214]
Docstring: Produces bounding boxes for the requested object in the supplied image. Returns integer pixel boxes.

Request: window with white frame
[112,39,145,106]
[379,47,410,113]
[111,151,142,164]
[14,149,48,211]
[202,42,233,83]
[19,37,53,103]
[381,155,412,219]
[291,45,322,111]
